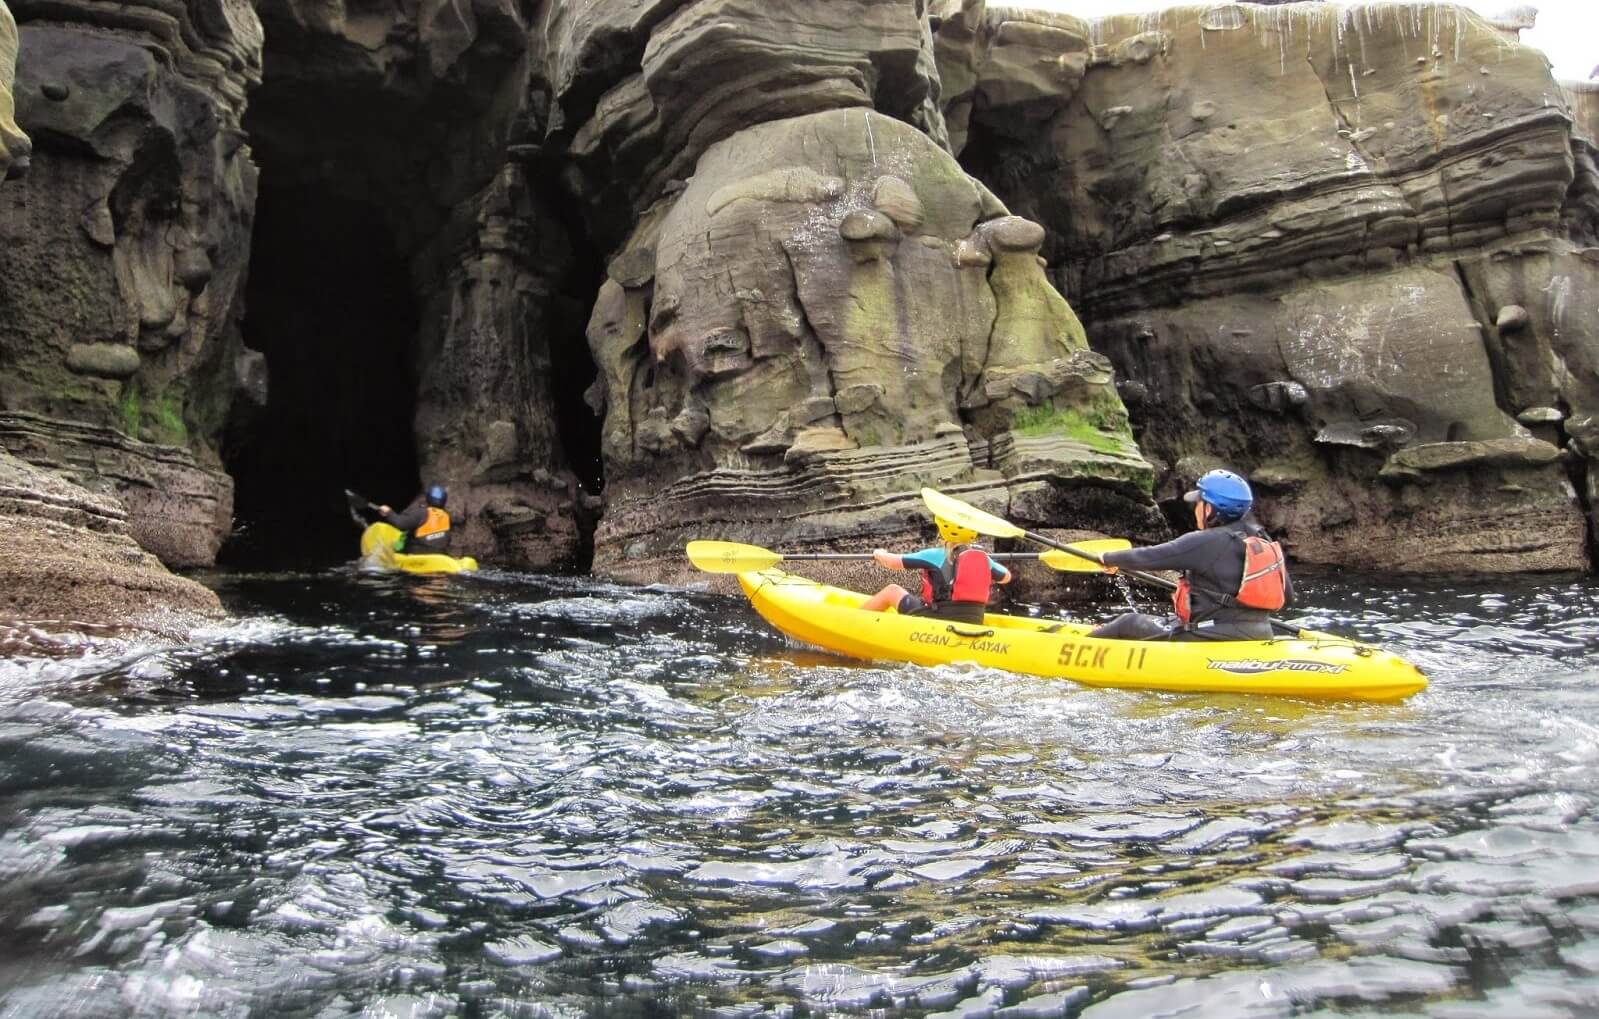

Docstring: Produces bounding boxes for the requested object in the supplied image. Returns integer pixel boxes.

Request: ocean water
[1,568,1596,1017]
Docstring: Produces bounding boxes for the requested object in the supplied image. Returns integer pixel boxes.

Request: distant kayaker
[377,484,452,553]
[1091,469,1291,641]
[860,516,1012,624]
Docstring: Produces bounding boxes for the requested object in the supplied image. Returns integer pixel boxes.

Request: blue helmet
[1184,469,1252,521]
[426,484,448,508]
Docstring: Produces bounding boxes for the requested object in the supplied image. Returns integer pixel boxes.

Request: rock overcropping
[0,448,222,638]
[0,0,224,645]
[549,0,1155,585]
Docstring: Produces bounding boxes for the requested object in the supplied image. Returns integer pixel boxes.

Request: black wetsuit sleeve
[386,500,428,531]
[1101,529,1228,573]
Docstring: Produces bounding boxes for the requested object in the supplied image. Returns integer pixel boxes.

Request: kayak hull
[359,523,478,574]
[736,569,1427,702]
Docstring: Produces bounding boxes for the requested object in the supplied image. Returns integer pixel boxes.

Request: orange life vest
[1172,534,1287,625]
[412,507,450,546]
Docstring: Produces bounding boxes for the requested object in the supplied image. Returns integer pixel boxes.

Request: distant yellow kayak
[737,568,1427,702]
[359,522,478,575]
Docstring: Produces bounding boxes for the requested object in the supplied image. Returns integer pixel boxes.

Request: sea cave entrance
[219,164,421,570]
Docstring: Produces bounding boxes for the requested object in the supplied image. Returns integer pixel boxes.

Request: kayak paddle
[684,539,1131,574]
[920,487,1176,592]
[345,489,377,529]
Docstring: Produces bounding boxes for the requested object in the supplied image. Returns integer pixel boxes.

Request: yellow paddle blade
[1039,539,1132,571]
[920,488,1025,539]
[685,540,783,573]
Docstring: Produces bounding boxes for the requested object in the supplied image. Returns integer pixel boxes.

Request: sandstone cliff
[0,0,224,642]
[1,0,1595,613]
[0,0,259,567]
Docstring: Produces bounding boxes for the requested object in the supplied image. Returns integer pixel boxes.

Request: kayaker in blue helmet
[377,484,452,553]
[861,515,1012,624]
[1090,469,1292,641]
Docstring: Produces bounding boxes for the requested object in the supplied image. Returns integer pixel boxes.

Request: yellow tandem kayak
[737,568,1427,702]
[359,522,478,575]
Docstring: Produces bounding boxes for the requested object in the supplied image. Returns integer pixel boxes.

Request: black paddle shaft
[345,489,380,529]
[1016,526,1177,591]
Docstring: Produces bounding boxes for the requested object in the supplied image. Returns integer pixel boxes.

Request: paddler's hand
[378,505,392,516]
[1100,563,1118,575]
[872,548,895,569]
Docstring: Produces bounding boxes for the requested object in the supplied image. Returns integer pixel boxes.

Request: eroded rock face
[958,1,1596,571]
[553,0,949,249]
[586,107,1153,583]
[7,0,1594,598]
[0,0,261,567]
[408,165,586,567]
[0,7,220,636]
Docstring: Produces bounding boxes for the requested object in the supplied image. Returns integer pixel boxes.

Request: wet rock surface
[0,0,258,573]
[0,448,221,644]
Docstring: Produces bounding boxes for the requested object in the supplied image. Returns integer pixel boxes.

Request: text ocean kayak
[737,569,1427,702]
[359,522,478,575]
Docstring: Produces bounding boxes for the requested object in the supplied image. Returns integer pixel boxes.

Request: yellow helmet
[935,516,978,544]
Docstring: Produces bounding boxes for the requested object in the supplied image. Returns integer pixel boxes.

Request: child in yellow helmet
[860,516,1011,623]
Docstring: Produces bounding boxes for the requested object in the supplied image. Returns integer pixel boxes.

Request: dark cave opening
[219,170,421,570]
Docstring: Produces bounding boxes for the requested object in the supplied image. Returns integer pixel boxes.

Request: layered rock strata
[5,0,1596,605]
[953,1,1596,571]
[0,0,222,645]
[0,448,222,635]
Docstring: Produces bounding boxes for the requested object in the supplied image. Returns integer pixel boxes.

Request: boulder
[588,107,1149,584]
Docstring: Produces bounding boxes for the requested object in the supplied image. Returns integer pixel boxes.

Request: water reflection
[0,571,1595,1016]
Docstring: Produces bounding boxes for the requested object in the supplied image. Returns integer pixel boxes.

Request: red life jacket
[1172,533,1287,625]
[918,545,993,606]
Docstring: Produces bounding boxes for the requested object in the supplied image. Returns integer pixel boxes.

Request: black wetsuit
[384,497,451,554]
[1091,517,1292,641]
